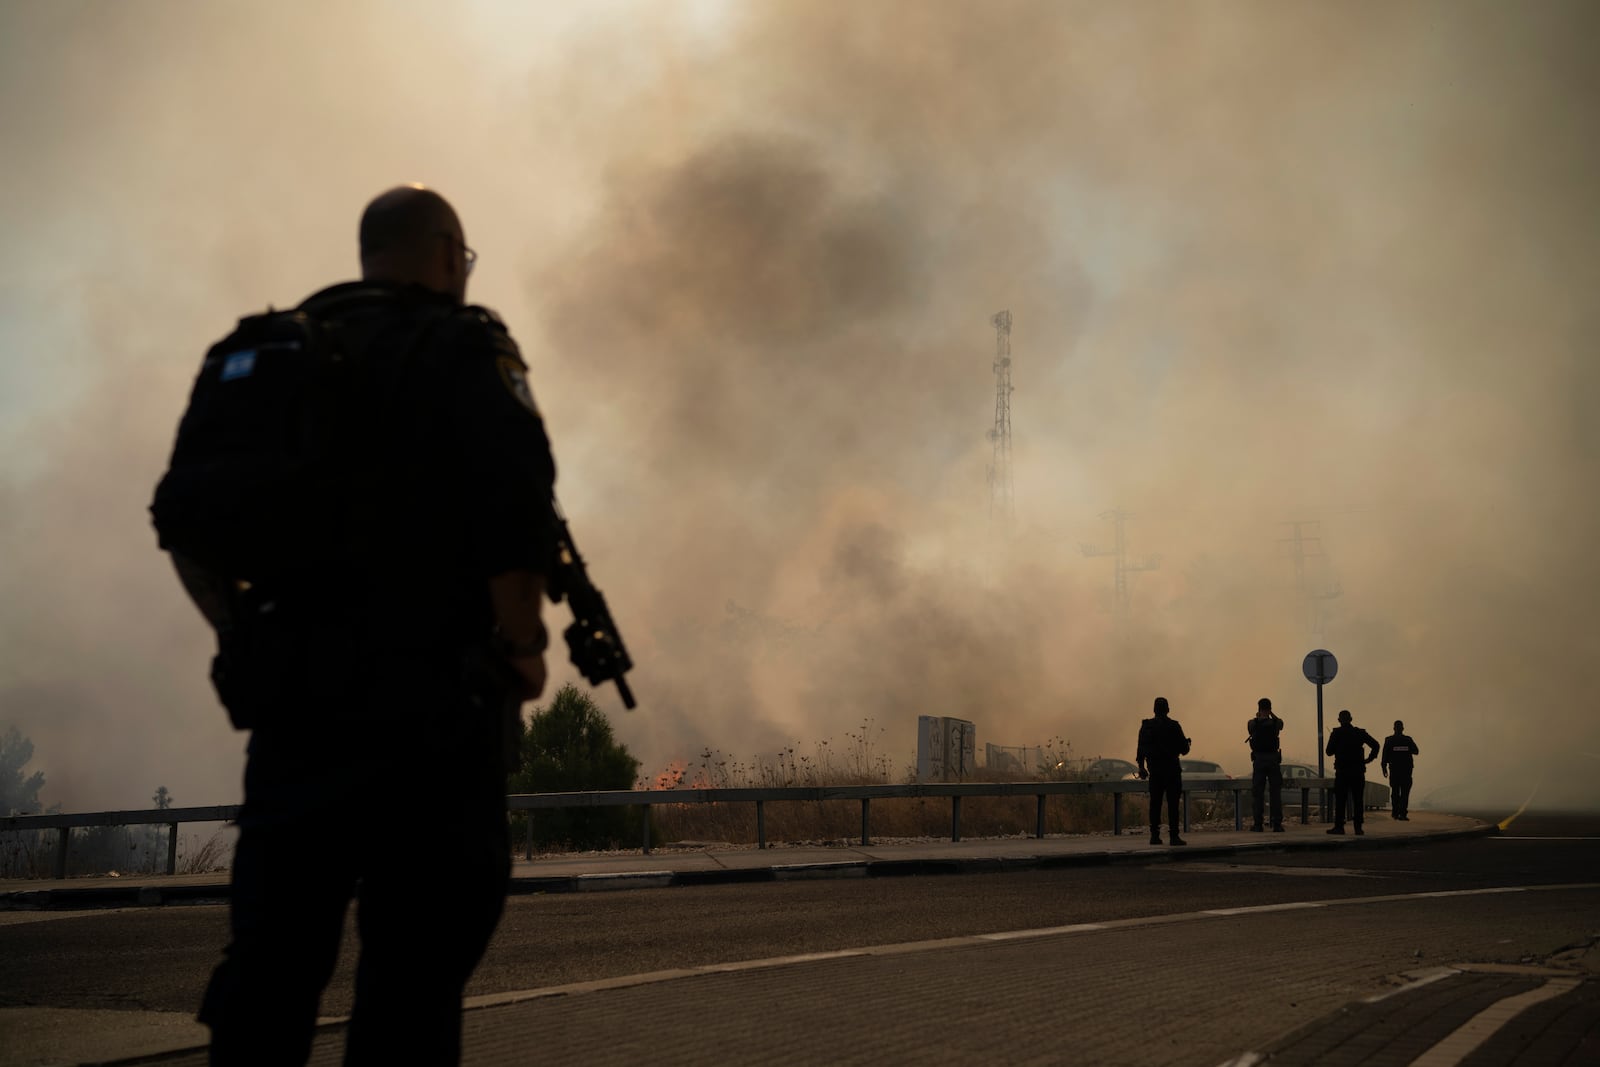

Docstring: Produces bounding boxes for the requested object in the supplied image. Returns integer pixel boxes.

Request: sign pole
[1302,649,1339,826]
[1316,682,1325,778]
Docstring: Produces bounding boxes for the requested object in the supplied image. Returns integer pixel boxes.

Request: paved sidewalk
[0,810,1487,908]
[500,809,1489,894]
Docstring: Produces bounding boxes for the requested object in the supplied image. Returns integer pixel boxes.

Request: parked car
[1281,762,1390,811]
[1175,759,1234,817]
[1084,758,1139,781]
[1178,759,1233,785]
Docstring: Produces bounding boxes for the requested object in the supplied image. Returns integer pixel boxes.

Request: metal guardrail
[506,777,1338,858]
[3,778,1340,878]
[0,805,239,880]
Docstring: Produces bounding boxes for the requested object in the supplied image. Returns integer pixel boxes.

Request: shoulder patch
[496,356,539,415]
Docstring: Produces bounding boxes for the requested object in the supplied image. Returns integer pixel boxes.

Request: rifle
[548,496,636,710]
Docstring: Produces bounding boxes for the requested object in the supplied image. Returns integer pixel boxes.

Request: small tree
[509,684,642,850]
[0,725,45,816]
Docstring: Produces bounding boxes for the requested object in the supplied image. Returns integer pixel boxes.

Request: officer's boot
[1149,828,1161,846]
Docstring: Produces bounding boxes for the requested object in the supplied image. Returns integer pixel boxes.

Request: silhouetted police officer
[1246,697,1285,832]
[1324,708,1379,835]
[1381,720,1420,820]
[168,186,557,1065]
[1137,696,1191,846]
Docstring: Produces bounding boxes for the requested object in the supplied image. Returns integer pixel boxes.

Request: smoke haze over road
[2,1,1596,814]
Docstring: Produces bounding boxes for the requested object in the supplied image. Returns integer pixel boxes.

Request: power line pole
[1081,509,1160,617]
[986,310,1015,523]
[1278,520,1341,634]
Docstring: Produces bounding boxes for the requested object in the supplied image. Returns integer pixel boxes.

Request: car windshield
[1181,761,1221,773]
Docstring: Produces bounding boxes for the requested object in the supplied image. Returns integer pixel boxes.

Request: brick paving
[125,886,1600,1067]
[1460,978,1600,1067]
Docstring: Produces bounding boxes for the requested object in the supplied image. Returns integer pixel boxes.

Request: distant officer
[1381,720,1420,820]
[1246,697,1285,832]
[1324,709,1379,835]
[1137,696,1192,846]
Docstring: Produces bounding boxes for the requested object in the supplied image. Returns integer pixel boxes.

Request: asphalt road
[2,810,1596,1065]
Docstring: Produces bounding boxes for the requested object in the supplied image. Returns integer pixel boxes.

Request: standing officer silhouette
[1246,697,1285,832]
[1381,720,1421,820]
[161,186,560,1065]
[1137,697,1191,846]
[1324,708,1379,835]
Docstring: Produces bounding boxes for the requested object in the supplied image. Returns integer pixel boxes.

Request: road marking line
[1203,902,1327,916]
[1497,783,1540,831]
[1362,966,1460,1002]
[701,949,867,972]
[466,883,1600,1010]
[1407,976,1582,1067]
[1213,1052,1267,1067]
[979,922,1108,941]
[1490,836,1598,841]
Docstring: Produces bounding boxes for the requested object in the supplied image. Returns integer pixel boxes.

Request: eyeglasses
[438,232,478,275]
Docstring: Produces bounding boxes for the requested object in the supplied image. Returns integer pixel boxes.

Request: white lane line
[700,949,868,972]
[1490,836,1599,841]
[1203,902,1327,916]
[979,922,1108,941]
[1362,966,1461,1003]
[1408,976,1583,1067]
[1213,1052,1267,1067]
[465,883,1600,1010]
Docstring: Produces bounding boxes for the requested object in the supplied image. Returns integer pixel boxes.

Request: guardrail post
[756,800,766,849]
[1113,792,1122,835]
[166,823,180,875]
[1300,788,1309,825]
[1034,795,1045,839]
[860,798,871,846]
[1234,785,1244,831]
[950,796,962,843]
[54,827,70,880]
[525,813,534,861]
[641,805,651,855]
[1182,791,1190,833]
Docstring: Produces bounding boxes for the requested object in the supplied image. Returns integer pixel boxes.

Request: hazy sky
[2,0,1596,814]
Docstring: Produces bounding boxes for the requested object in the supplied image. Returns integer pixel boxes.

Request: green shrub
[508,684,643,851]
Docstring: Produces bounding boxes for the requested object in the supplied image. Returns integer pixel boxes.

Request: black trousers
[1332,770,1365,828]
[1251,759,1284,828]
[201,658,512,1066]
[1149,772,1182,832]
[1390,768,1413,817]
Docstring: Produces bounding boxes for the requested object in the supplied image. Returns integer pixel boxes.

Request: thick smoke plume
[1,1,1596,813]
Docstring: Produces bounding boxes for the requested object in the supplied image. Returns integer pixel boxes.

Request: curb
[0,823,1496,908]
[0,883,233,911]
[505,823,1497,893]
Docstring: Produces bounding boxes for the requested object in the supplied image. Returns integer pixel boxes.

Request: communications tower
[986,310,1015,522]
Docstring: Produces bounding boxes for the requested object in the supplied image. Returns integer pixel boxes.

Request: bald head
[358,185,472,304]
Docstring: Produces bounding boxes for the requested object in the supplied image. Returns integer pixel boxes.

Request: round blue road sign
[1302,649,1338,685]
